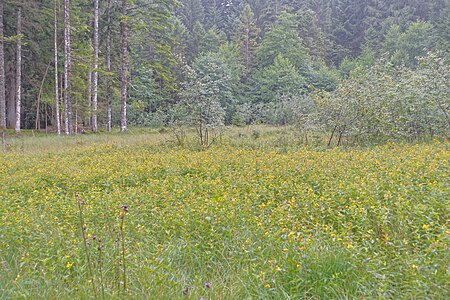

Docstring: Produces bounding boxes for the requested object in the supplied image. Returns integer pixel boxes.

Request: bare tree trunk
[45,102,48,133]
[328,124,338,147]
[337,126,346,147]
[60,71,64,129]
[36,62,51,131]
[120,0,128,132]
[87,70,92,126]
[54,0,61,135]
[6,59,15,128]
[63,0,72,134]
[0,0,5,128]
[91,0,99,133]
[14,6,22,134]
[75,98,78,134]
[199,117,203,145]
[106,0,112,132]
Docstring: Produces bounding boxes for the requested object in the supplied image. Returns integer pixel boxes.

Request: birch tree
[54,0,60,135]
[120,0,128,132]
[63,0,71,134]
[106,0,112,131]
[0,0,5,128]
[91,0,99,132]
[14,6,21,134]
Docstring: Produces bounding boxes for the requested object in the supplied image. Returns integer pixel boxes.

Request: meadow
[0,128,449,299]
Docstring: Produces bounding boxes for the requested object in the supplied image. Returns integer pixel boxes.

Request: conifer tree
[233,4,260,73]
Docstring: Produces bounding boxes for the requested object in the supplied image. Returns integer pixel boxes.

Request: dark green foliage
[253,54,306,104]
[178,0,204,31]
[232,3,260,73]
[255,12,309,71]
[382,21,437,67]
[0,0,448,134]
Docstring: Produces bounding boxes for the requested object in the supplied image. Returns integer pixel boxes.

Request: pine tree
[186,21,205,61]
[202,0,219,29]
[233,4,260,73]
[330,0,369,63]
[255,12,309,73]
[296,8,331,60]
[179,0,204,32]
[199,27,226,54]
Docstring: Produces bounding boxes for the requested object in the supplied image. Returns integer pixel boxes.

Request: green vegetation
[0,1,448,141]
[1,131,448,299]
[0,1,449,298]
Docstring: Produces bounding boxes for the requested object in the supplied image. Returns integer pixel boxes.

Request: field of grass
[0,129,449,299]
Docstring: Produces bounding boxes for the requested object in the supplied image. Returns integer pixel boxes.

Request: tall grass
[0,128,448,299]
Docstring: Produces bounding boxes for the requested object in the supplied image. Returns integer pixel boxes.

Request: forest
[0,0,449,145]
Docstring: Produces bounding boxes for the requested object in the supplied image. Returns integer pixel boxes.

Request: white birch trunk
[54,0,61,135]
[92,0,99,132]
[0,0,5,128]
[106,0,112,131]
[14,7,21,134]
[120,0,128,132]
[63,0,71,134]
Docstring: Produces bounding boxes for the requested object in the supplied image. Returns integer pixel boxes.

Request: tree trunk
[74,97,78,134]
[63,0,72,134]
[15,6,22,134]
[328,124,338,147]
[337,126,346,147]
[87,70,92,126]
[45,101,48,133]
[54,0,61,135]
[120,0,128,132]
[36,62,51,131]
[6,59,14,128]
[60,71,64,130]
[92,0,99,132]
[2,131,5,152]
[0,0,5,128]
[106,0,112,132]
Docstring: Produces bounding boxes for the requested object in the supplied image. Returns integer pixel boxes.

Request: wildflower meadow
[0,132,449,299]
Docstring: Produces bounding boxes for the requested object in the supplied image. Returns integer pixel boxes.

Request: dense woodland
[0,0,449,145]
